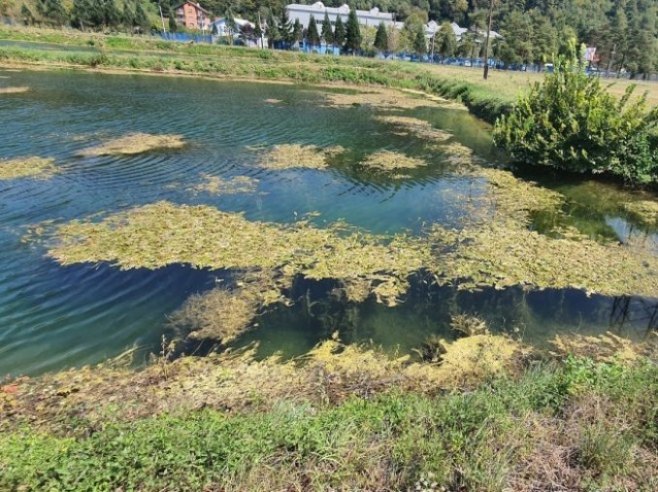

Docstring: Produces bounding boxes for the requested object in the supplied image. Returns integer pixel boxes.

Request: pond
[1,68,657,377]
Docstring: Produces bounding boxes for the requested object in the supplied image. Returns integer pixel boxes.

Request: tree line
[204,0,657,77]
[4,0,656,76]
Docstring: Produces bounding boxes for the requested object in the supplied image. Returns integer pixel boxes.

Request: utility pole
[430,32,436,63]
[258,12,264,49]
[483,0,495,80]
[606,43,616,76]
[159,1,167,34]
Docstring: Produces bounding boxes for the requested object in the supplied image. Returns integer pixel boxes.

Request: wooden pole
[483,0,495,80]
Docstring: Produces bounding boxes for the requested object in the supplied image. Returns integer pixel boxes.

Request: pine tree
[134,0,148,32]
[266,11,280,47]
[413,27,427,55]
[20,3,34,25]
[321,12,333,45]
[307,15,320,46]
[374,22,388,52]
[254,20,263,46]
[168,7,177,32]
[292,18,303,44]
[334,15,346,47]
[122,0,135,29]
[36,0,67,25]
[278,9,292,44]
[344,8,361,53]
[436,21,456,58]
[225,7,237,43]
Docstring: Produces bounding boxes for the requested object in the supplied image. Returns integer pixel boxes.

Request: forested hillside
[0,0,655,75]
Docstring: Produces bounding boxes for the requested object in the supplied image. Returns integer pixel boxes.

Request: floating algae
[48,201,429,307]
[258,144,345,170]
[425,167,658,297]
[0,86,29,94]
[77,133,186,157]
[322,88,442,110]
[360,150,428,175]
[376,115,453,143]
[0,157,57,180]
[623,200,658,228]
[190,175,259,195]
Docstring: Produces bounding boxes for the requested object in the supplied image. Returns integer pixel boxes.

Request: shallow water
[1,68,657,377]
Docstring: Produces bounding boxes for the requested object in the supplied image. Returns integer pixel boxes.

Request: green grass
[2,357,657,491]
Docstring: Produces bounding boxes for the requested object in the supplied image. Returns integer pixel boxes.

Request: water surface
[1,68,657,376]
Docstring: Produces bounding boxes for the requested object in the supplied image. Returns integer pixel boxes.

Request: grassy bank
[0,26,514,123]
[1,349,657,491]
[2,27,657,124]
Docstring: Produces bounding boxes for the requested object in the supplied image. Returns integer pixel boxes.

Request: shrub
[493,58,658,185]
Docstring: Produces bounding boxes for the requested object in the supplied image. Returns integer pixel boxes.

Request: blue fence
[161,32,213,44]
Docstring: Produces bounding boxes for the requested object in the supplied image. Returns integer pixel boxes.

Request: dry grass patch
[0,86,29,94]
[0,156,57,180]
[550,332,658,362]
[77,133,186,157]
[258,144,345,170]
[190,175,259,195]
[0,334,528,428]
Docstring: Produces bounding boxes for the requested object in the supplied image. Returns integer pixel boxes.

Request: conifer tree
[334,15,346,47]
[292,18,303,44]
[266,11,280,48]
[307,15,320,46]
[278,9,292,44]
[168,7,177,32]
[413,27,427,55]
[374,22,388,53]
[122,0,135,29]
[344,8,361,53]
[21,3,35,25]
[321,12,333,45]
[134,0,148,32]
[436,21,456,57]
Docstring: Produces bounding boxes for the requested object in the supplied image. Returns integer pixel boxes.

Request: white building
[285,2,396,29]
[211,17,256,37]
[211,17,266,48]
[425,21,500,42]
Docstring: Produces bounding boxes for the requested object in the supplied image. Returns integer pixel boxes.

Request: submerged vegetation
[0,156,56,180]
[76,133,186,157]
[0,86,29,94]
[258,144,345,170]
[190,175,259,195]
